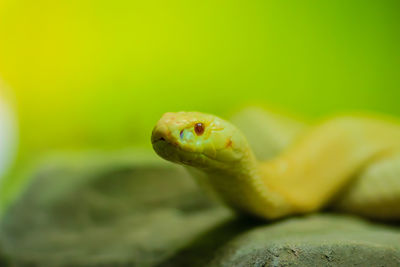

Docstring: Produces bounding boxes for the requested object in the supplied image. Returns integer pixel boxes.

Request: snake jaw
[202,141,217,158]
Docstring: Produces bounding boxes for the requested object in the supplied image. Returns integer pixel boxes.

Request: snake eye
[194,122,205,136]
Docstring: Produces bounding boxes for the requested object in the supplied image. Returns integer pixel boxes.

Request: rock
[1,152,400,266]
[207,215,400,267]
[0,152,232,267]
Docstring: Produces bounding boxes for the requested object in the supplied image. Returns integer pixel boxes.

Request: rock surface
[1,153,400,266]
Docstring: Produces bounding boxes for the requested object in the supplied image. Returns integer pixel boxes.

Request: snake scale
[151,107,400,220]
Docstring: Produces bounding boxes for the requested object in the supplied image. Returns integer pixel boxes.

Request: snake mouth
[152,137,165,143]
[152,135,206,164]
[152,136,240,169]
[151,136,179,149]
[152,137,196,165]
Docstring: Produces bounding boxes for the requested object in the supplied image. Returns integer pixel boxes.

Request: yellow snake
[151,108,400,220]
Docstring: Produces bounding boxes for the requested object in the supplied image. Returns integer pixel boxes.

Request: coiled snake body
[151,108,400,220]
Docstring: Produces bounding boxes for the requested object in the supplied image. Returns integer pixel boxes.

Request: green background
[0,0,399,210]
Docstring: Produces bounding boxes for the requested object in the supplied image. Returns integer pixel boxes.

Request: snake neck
[186,148,293,219]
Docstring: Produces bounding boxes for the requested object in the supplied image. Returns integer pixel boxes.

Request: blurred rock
[0,154,232,266]
[0,153,399,266]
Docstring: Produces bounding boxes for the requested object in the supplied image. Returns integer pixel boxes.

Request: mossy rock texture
[0,153,400,266]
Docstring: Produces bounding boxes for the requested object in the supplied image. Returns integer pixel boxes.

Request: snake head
[151,111,248,168]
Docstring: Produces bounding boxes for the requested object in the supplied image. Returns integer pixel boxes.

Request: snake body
[151,109,400,220]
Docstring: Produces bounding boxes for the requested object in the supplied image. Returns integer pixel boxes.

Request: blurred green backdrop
[0,0,400,211]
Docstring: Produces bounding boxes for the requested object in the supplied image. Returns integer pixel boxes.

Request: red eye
[194,122,205,136]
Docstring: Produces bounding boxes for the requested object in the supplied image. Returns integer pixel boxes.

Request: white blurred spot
[0,82,18,182]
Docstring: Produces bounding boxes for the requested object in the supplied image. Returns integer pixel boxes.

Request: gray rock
[0,153,232,267]
[208,215,400,267]
[0,153,400,267]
